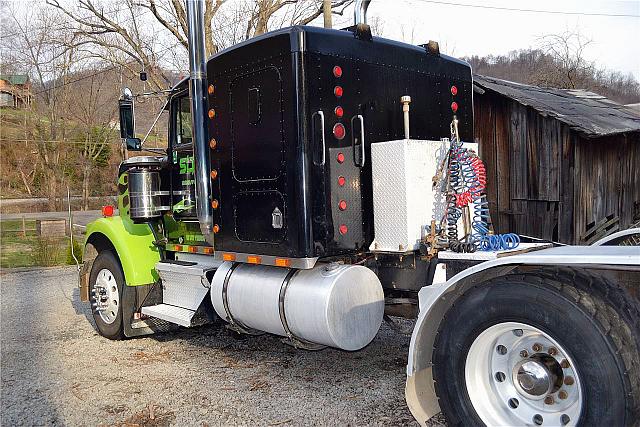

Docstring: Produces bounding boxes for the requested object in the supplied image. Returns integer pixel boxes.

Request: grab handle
[312,110,326,166]
[351,114,365,167]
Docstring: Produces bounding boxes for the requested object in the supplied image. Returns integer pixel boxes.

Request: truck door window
[175,96,192,145]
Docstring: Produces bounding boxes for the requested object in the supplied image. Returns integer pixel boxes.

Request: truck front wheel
[432,271,639,426]
[89,251,125,340]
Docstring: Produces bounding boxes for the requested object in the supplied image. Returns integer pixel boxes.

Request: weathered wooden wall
[474,90,639,244]
[574,133,640,243]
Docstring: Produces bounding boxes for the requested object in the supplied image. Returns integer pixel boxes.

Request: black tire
[433,269,640,426]
[89,251,125,340]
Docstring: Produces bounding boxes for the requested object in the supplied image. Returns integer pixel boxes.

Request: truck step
[141,304,196,327]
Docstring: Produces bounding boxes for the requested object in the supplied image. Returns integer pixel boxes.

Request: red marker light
[339,224,348,235]
[338,200,347,211]
[334,106,344,118]
[451,101,458,113]
[333,66,343,78]
[334,86,343,98]
[338,176,346,186]
[333,123,346,140]
[102,205,114,217]
[337,152,345,163]
[451,85,458,96]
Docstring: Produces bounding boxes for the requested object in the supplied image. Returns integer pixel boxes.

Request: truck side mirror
[119,96,141,151]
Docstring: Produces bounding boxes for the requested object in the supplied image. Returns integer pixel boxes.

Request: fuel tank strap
[278,269,326,351]
[221,263,263,336]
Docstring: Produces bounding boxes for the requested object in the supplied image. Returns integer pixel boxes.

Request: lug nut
[564,376,574,386]
[532,343,543,352]
[549,347,558,356]
[558,390,568,400]
[560,359,570,369]
[544,395,554,405]
[520,350,529,358]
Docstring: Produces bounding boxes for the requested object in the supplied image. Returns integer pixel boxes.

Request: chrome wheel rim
[92,268,120,324]
[465,322,582,426]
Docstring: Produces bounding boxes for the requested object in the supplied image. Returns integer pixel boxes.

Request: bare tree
[3,4,80,209]
[47,0,353,90]
[536,30,594,89]
[64,73,118,210]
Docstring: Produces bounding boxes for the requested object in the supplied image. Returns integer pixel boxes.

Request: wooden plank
[474,93,500,230]
[510,103,528,199]
[526,109,540,199]
[548,118,561,201]
[495,97,511,233]
[558,125,575,244]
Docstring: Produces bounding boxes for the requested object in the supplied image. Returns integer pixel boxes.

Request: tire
[89,250,125,340]
[432,270,640,426]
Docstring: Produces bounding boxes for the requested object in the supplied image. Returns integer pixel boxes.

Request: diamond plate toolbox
[155,262,210,310]
[369,139,449,253]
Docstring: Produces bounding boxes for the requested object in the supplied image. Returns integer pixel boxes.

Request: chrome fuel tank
[128,167,169,220]
[210,262,384,351]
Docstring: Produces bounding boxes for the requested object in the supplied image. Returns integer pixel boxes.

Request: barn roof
[473,75,640,138]
[0,74,29,85]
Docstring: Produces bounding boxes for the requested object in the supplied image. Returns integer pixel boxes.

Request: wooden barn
[473,75,640,244]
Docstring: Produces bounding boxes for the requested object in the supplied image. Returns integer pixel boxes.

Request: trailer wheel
[432,271,640,426]
[89,250,125,340]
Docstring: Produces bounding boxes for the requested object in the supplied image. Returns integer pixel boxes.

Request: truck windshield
[176,96,192,145]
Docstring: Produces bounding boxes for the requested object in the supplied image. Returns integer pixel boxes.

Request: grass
[0,220,83,269]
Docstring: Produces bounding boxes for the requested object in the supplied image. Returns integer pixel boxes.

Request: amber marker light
[210,170,218,179]
[208,85,215,95]
[211,199,219,209]
[247,255,262,264]
[209,138,217,149]
[203,247,214,255]
[222,253,236,261]
[188,246,198,253]
[275,258,291,267]
[213,224,220,233]
[208,109,216,119]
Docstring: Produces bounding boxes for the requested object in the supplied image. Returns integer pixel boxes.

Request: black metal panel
[234,190,286,243]
[207,33,306,257]
[230,66,283,181]
[205,26,473,260]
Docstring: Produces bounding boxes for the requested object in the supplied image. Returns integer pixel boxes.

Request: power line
[410,0,640,18]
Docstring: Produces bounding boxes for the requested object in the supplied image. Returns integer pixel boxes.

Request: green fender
[85,216,160,286]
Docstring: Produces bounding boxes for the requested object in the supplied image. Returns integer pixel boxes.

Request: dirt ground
[1,266,445,426]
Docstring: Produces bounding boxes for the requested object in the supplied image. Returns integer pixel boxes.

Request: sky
[4,0,639,81]
[327,0,640,80]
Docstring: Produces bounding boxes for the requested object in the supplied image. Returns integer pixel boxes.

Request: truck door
[169,92,196,218]
[229,66,287,244]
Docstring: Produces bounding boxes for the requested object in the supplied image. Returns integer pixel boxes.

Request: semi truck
[78,0,640,425]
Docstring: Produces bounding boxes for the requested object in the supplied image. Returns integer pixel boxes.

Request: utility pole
[323,0,332,29]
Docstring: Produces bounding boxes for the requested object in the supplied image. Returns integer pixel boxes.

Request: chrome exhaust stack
[354,0,371,25]
[185,0,214,246]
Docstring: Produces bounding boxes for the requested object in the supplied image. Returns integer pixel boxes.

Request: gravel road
[1,266,445,426]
